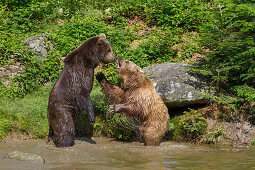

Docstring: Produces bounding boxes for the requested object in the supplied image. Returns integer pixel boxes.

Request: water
[0,137,255,169]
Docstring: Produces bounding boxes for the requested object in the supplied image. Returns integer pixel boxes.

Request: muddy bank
[200,104,255,147]
[1,137,255,169]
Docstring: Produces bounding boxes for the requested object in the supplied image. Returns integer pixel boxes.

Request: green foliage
[168,109,207,142]
[1,52,62,98]
[192,1,255,119]
[126,29,179,67]
[73,113,93,138]
[2,0,84,16]
[50,20,108,56]
[232,85,255,102]
[0,119,13,138]
[197,1,255,88]
[251,138,255,147]
[106,0,207,31]
[2,0,33,9]
[203,127,225,144]
[144,0,206,30]
[180,111,207,141]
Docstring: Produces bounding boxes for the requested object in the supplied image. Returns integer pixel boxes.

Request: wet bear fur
[47,34,115,147]
[96,58,169,146]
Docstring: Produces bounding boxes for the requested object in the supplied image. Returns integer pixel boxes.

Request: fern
[232,85,255,102]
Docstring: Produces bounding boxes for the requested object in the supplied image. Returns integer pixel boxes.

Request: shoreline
[1,132,254,150]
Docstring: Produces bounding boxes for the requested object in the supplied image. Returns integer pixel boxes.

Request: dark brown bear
[47,34,115,147]
[96,58,169,146]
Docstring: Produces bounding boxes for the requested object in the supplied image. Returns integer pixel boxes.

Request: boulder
[143,62,213,107]
[23,34,53,60]
[4,151,45,163]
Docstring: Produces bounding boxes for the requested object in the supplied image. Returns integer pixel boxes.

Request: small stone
[236,131,243,140]
[242,122,251,134]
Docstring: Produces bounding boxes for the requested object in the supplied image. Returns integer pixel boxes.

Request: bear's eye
[125,61,129,64]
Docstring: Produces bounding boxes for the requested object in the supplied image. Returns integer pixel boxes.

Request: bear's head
[115,58,144,89]
[95,34,115,64]
[64,34,115,66]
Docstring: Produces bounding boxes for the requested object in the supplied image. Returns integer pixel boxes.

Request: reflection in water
[0,137,255,169]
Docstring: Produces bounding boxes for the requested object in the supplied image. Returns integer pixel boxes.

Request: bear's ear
[137,67,144,73]
[96,38,104,47]
[99,34,106,39]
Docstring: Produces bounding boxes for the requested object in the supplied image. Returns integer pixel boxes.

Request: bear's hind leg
[51,110,75,147]
[55,130,75,147]
[144,135,161,146]
[48,126,54,142]
[142,124,163,146]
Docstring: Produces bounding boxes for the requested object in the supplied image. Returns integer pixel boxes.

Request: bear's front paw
[96,72,106,83]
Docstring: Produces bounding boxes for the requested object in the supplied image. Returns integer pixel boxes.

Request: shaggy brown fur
[96,58,169,146]
[47,34,115,147]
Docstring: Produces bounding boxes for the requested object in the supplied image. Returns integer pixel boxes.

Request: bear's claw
[96,72,106,83]
[109,105,116,112]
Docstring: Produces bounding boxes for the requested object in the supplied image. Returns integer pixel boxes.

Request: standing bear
[96,58,169,146]
[47,34,115,147]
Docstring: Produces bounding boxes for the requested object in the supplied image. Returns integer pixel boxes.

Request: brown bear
[47,34,115,147]
[96,58,170,146]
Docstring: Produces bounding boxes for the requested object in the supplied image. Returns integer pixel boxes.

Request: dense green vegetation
[0,0,254,143]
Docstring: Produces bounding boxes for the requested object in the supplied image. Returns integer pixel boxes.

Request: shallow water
[0,137,255,170]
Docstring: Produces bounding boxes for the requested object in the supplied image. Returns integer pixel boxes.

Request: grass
[0,85,51,139]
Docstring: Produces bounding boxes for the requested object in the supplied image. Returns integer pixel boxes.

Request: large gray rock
[143,62,213,107]
[4,151,45,163]
[23,34,53,60]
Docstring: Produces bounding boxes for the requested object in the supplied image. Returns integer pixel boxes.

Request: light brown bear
[96,58,169,146]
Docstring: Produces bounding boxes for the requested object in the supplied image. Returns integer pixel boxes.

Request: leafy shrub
[1,51,62,98]
[168,109,207,142]
[144,0,206,30]
[104,0,207,31]
[125,29,180,67]
[180,112,207,141]
[203,127,225,144]
[50,21,108,56]
[2,0,33,9]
